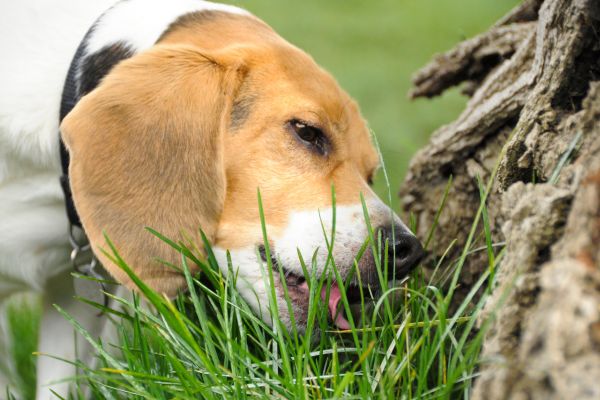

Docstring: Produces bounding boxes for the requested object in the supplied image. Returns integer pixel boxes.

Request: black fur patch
[78,42,135,96]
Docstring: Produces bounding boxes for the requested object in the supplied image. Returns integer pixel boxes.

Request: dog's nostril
[376,225,424,278]
[393,240,413,258]
[394,234,424,272]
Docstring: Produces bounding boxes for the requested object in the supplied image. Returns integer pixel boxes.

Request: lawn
[4,1,519,399]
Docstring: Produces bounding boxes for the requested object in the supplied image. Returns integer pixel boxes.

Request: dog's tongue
[321,283,351,330]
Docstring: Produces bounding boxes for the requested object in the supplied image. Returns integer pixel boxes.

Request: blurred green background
[229,0,519,212]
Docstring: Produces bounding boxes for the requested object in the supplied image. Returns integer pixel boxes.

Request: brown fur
[61,11,379,296]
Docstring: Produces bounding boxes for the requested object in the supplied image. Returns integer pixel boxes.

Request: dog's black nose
[376,225,424,279]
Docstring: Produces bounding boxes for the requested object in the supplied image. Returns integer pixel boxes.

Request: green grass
[50,176,503,399]
[4,295,41,400]
[7,179,506,399]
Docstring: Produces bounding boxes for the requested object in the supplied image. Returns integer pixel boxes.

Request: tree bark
[401,0,600,398]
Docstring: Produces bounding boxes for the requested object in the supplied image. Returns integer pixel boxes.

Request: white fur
[86,0,248,54]
[0,1,246,399]
[213,247,272,321]
[275,198,406,276]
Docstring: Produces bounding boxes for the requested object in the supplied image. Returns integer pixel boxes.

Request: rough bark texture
[401,0,600,398]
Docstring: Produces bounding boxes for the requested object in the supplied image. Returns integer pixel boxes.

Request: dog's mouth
[258,245,371,330]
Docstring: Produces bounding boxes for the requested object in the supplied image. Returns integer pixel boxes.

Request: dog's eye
[291,120,321,143]
[294,121,318,142]
[289,119,329,155]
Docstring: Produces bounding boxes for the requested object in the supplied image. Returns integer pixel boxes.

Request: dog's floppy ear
[60,44,246,296]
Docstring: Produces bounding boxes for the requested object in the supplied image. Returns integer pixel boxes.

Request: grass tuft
[48,176,504,399]
[5,294,41,400]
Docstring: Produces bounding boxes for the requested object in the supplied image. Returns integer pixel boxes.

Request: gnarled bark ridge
[401,0,600,398]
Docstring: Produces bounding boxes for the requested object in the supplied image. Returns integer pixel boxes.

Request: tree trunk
[401,0,600,398]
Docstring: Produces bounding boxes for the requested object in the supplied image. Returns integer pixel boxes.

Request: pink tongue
[321,283,351,330]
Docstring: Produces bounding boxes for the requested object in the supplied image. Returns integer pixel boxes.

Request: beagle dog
[0,0,423,398]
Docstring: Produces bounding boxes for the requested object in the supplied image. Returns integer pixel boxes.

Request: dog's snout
[376,225,424,279]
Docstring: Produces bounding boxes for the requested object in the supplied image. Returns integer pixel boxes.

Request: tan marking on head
[168,16,382,250]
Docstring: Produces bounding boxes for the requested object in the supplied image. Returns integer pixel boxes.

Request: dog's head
[61,11,423,330]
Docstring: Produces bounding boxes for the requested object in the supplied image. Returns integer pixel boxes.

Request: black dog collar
[59,33,88,228]
[58,17,135,306]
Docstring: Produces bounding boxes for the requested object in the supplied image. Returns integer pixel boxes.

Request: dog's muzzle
[263,224,424,330]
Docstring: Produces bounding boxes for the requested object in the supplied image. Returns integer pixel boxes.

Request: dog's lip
[257,245,374,330]
[257,245,383,329]
[288,273,373,330]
